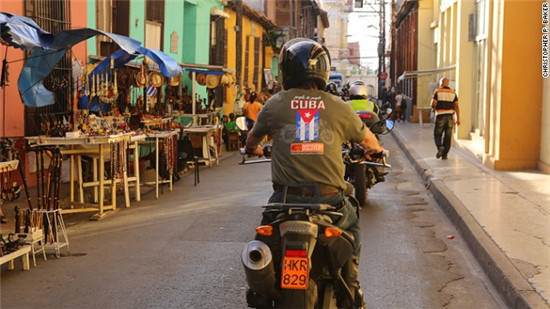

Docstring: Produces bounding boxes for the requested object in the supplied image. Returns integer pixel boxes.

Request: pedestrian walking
[394,90,409,122]
[242,91,263,130]
[431,77,460,160]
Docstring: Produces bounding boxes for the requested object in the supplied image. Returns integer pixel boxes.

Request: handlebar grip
[370,150,389,158]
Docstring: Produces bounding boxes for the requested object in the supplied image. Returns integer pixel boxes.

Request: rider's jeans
[265,192,361,254]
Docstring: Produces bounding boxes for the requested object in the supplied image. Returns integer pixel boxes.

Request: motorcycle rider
[246,38,384,308]
[326,81,339,96]
[347,81,379,116]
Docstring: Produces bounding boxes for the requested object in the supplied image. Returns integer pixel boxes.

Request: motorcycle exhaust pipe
[242,240,279,298]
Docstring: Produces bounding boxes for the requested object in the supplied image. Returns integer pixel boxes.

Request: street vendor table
[127,134,147,202]
[27,133,133,220]
[140,130,179,199]
[183,126,220,167]
[172,111,219,128]
[0,245,31,271]
[141,117,172,130]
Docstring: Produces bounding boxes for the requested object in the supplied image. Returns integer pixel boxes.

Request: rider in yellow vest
[348,81,379,115]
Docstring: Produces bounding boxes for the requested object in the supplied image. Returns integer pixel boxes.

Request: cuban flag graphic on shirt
[296,109,320,141]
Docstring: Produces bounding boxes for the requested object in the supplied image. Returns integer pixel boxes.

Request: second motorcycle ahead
[343,92,394,207]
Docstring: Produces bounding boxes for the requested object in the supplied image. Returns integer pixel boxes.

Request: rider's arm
[245,129,264,156]
[359,128,384,155]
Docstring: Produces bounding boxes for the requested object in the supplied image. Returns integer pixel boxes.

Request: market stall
[2,12,235,231]
[0,13,57,263]
[26,133,134,220]
[171,64,235,166]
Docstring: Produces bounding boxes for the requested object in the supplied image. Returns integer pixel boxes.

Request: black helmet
[326,81,338,95]
[279,38,330,90]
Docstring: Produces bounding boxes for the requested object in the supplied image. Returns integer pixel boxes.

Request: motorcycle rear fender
[279,220,318,258]
[281,234,317,259]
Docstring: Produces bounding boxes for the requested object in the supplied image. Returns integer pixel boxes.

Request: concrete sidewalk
[391,122,550,309]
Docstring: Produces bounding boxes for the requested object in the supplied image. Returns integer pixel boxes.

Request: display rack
[42,209,69,258]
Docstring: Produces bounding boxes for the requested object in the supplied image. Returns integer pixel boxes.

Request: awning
[18,28,143,107]
[0,12,53,50]
[210,7,229,19]
[397,65,456,83]
[91,46,182,78]
[184,67,224,76]
[181,63,235,74]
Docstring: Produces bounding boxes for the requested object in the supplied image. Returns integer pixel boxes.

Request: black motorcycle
[239,149,363,308]
[242,191,362,308]
[343,118,393,206]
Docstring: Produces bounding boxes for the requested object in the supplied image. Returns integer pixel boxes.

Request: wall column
[455,0,474,139]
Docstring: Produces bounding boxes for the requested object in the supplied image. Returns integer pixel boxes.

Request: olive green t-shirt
[252,89,366,191]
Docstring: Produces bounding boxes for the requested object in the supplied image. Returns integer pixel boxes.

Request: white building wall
[320,0,351,76]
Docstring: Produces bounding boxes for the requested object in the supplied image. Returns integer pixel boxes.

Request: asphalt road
[1,135,507,309]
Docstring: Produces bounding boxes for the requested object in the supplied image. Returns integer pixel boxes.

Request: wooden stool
[227,132,240,151]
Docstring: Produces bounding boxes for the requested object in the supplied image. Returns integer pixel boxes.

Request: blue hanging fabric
[0,12,53,50]
[17,28,142,107]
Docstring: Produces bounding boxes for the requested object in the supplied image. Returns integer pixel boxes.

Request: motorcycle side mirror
[382,119,395,134]
[236,116,248,131]
[263,145,272,158]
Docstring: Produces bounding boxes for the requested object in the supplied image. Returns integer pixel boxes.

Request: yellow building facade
[427,0,548,172]
[223,3,276,116]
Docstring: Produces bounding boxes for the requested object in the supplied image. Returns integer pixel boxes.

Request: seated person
[223,113,241,145]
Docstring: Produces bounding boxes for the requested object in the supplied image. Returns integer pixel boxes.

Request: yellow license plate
[281,256,309,290]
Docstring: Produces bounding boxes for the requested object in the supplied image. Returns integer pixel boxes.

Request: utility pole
[390,0,396,89]
[377,0,386,101]
[236,0,243,92]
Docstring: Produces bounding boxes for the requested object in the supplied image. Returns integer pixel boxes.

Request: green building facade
[86,0,225,101]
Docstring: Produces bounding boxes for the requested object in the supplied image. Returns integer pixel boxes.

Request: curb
[391,129,549,309]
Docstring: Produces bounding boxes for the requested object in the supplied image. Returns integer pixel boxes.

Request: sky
[346,2,392,71]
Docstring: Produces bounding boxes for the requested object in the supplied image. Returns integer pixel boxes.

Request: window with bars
[253,37,260,91]
[209,17,226,107]
[96,0,130,56]
[23,0,73,136]
[244,36,250,89]
[146,0,165,23]
[145,0,165,50]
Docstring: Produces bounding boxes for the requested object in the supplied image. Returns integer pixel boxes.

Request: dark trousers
[433,114,454,156]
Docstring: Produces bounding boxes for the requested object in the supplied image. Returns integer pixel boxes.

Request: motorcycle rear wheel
[353,164,367,207]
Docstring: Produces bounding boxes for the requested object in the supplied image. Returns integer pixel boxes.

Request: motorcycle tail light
[359,113,372,119]
[256,225,273,236]
[285,249,307,257]
[324,227,342,238]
